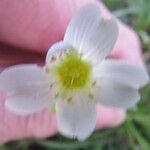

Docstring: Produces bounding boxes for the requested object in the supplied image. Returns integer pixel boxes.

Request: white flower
[0,4,149,140]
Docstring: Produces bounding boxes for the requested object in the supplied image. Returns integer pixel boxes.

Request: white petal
[5,89,51,115]
[0,64,51,115]
[64,4,118,63]
[0,64,48,92]
[94,60,149,88]
[56,97,96,141]
[93,78,140,109]
[46,41,74,64]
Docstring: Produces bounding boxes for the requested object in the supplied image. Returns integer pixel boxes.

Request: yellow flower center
[56,51,91,90]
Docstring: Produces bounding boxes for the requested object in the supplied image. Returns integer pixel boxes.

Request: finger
[96,105,126,129]
[0,92,57,143]
[0,43,44,67]
[0,92,125,143]
[111,24,144,66]
[0,0,95,53]
[0,0,144,143]
[98,2,144,66]
[0,0,144,66]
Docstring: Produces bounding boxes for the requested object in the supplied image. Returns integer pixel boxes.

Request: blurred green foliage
[0,0,150,149]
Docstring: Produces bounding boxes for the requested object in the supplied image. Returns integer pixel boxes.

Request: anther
[59,52,63,58]
[50,83,53,88]
[67,97,72,103]
[88,93,94,99]
[92,80,96,86]
[44,66,51,73]
[55,92,59,98]
[51,56,56,62]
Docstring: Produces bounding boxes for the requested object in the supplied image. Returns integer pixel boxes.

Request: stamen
[59,52,63,58]
[92,80,96,86]
[55,92,59,98]
[71,77,74,86]
[55,51,91,90]
[44,66,51,73]
[67,97,72,103]
[51,56,56,62]
[50,83,53,88]
[88,93,94,99]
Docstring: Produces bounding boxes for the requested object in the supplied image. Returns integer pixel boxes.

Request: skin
[0,0,144,143]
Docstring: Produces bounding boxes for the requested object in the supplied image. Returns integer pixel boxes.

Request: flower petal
[64,4,118,63]
[0,64,51,115]
[94,60,149,88]
[56,97,96,141]
[93,78,140,109]
[0,64,48,92]
[46,41,74,64]
[5,91,51,115]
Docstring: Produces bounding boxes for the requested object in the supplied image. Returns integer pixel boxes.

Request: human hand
[0,0,144,143]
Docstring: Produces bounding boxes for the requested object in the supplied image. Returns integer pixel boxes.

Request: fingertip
[96,104,126,129]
